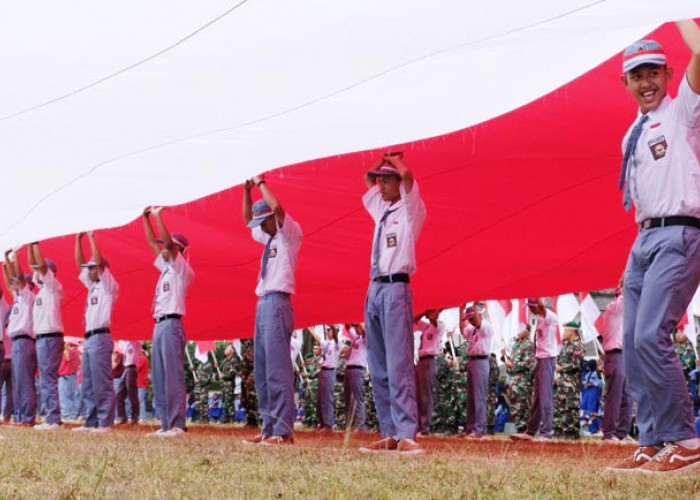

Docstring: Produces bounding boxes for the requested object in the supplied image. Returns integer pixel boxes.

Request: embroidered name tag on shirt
[163,282,170,293]
[648,135,667,160]
[269,247,277,258]
[36,298,42,306]
[90,297,98,305]
[12,307,18,315]
[386,233,397,248]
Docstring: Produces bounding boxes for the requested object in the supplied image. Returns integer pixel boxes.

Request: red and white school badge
[648,135,667,161]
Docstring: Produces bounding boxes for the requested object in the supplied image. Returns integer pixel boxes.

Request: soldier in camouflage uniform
[553,322,584,439]
[453,338,469,432]
[239,340,259,427]
[486,354,500,434]
[506,327,535,433]
[303,345,321,428]
[674,329,697,394]
[220,345,241,423]
[194,360,214,423]
[431,349,457,434]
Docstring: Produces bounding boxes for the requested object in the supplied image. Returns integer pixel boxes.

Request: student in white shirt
[609,21,700,474]
[143,206,194,438]
[359,153,427,456]
[242,175,302,446]
[3,249,37,426]
[512,298,558,442]
[29,242,65,430]
[461,304,495,440]
[72,231,119,433]
[414,309,443,436]
[311,325,340,431]
[343,323,368,431]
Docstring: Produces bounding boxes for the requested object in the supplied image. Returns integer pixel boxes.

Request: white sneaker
[533,436,551,442]
[92,427,112,434]
[145,429,166,438]
[34,423,61,431]
[71,426,94,432]
[161,427,186,438]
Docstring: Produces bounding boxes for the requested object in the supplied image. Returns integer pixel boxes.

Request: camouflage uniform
[194,362,214,423]
[453,341,469,431]
[303,355,321,427]
[333,357,346,429]
[507,338,535,433]
[553,338,584,438]
[220,354,240,423]
[240,341,259,427]
[675,340,696,390]
[486,354,499,433]
[431,353,457,434]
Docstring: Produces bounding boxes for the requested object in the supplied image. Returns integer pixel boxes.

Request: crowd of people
[0,20,700,477]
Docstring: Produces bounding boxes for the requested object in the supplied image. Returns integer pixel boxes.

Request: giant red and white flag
[2,4,700,339]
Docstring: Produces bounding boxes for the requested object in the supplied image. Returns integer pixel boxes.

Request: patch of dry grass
[1,424,699,499]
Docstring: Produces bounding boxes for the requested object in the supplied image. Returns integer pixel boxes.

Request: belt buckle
[642,219,652,230]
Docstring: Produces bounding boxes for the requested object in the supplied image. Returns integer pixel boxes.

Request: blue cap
[623,39,666,73]
[247,199,274,228]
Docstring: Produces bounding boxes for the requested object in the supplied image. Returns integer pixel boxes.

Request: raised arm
[142,207,161,258]
[677,19,700,93]
[75,233,86,268]
[252,175,285,226]
[10,249,25,287]
[2,251,12,290]
[152,207,178,261]
[30,242,48,275]
[243,179,254,226]
[87,231,104,269]
[309,328,322,345]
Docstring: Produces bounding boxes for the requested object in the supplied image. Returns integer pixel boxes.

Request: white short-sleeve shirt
[625,75,700,222]
[320,339,339,369]
[79,267,119,331]
[345,329,367,369]
[8,284,35,338]
[601,295,624,353]
[153,252,195,317]
[251,213,303,296]
[33,269,64,334]
[362,180,427,277]
[415,319,444,358]
[462,318,495,357]
[120,340,141,366]
[531,309,559,359]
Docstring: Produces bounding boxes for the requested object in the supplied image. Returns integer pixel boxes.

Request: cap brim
[80,261,98,268]
[247,215,272,228]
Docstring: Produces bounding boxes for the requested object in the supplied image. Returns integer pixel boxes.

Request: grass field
[1,423,699,499]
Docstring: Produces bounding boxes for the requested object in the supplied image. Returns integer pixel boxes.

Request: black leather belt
[346,365,365,370]
[373,273,409,284]
[12,334,35,342]
[124,364,136,369]
[470,355,488,360]
[640,216,700,230]
[419,355,436,360]
[36,332,63,340]
[321,367,336,371]
[155,314,182,324]
[605,348,622,354]
[85,327,110,339]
